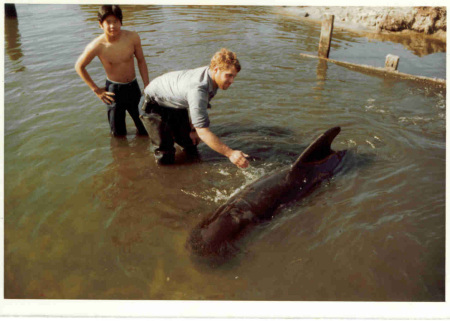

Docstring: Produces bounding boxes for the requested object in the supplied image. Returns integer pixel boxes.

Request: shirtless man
[75,5,148,136]
[140,48,249,168]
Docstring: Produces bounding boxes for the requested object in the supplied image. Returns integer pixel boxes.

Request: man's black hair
[98,5,123,25]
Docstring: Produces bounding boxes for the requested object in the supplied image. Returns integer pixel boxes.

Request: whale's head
[186,204,247,258]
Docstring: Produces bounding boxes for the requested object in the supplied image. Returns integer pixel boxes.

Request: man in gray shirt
[139,48,249,168]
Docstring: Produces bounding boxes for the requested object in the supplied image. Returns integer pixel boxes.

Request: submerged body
[187,126,347,257]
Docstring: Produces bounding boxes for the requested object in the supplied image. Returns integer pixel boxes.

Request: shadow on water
[338,148,375,176]
[207,122,377,171]
[198,122,302,165]
[215,122,295,138]
[188,246,248,272]
[187,148,376,269]
[108,122,301,167]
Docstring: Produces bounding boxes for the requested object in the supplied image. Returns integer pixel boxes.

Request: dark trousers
[139,99,197,164]
[105,79,148,136]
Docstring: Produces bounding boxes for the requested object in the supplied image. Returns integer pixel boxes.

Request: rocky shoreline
[277,6,447,43]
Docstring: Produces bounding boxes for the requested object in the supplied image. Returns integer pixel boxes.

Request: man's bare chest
[100,40,135,65]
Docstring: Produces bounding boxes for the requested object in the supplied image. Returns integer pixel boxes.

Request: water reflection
[4,16,25,71]
[109,136,151,178]
[95,136,152,229]
[310,59,328,100]
[366,31,446,57]
[316,59,328,81]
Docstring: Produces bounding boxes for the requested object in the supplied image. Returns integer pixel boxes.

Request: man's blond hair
[210,48,241,72]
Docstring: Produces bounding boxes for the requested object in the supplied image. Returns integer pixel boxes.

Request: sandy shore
[276,6,446,43]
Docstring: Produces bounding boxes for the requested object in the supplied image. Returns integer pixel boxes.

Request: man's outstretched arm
[195,127,249,168]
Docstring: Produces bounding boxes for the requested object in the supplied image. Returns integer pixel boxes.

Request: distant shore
[276,6,447,43]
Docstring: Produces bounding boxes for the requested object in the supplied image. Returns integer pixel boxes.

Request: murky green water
[4,5,446,301]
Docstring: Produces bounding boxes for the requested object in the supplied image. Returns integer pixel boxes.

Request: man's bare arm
[195,127,249,168]
[133,32,149,88]
[75,41,115,104]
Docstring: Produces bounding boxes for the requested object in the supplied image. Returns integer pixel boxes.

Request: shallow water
[4,5,446,301]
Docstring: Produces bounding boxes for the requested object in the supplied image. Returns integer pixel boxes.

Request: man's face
[213,66,238,90]
[99,15,122,36]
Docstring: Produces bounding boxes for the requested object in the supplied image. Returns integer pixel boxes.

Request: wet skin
[187,126,347,258]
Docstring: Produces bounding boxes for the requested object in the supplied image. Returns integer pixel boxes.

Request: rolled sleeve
[187,88,210,128]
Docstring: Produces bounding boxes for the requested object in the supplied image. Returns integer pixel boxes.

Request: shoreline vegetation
[276,6,446,57]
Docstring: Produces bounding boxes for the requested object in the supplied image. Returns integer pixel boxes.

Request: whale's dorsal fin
[290,126,341,171]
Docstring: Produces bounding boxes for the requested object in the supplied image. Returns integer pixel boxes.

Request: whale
[187,126,347,258]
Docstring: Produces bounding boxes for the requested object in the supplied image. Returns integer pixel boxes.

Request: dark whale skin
[187,126,347,257]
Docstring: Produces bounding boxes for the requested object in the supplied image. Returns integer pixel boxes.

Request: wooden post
[300,53,445,87]
[5,4,17,18]
[318,14,334,58]
[385,54,400,71]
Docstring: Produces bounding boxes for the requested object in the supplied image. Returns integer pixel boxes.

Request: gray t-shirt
[144,66,218,128]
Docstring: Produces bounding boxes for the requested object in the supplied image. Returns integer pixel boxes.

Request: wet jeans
[105,79,148,136]
[139,98,197,164]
